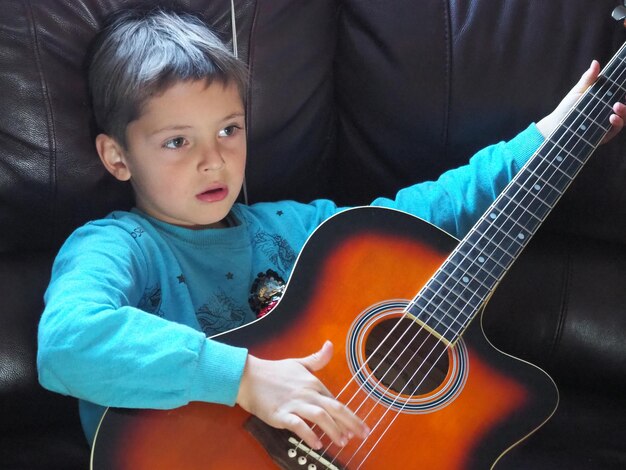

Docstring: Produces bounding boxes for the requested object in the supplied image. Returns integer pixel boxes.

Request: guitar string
[295,51,626,468]
[335,56,626,468]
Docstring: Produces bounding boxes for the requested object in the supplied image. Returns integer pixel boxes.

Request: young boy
[37,5,625,452]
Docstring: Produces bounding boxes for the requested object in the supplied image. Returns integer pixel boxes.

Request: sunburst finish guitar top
[92,208,558,469]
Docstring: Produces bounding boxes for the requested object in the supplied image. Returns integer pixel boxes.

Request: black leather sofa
[1,1,625,468]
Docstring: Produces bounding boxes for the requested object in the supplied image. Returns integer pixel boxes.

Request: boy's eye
[218,125,241,138]
[163,137,187,149]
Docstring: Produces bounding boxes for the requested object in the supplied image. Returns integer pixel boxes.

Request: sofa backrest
[2,0,625,255]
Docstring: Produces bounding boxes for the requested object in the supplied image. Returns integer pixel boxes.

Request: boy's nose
[199,148,225,171]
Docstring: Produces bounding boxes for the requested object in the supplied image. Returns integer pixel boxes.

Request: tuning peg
[612,4,626,22]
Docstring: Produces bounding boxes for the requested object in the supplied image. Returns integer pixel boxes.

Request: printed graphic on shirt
[196,289,248,336]
[129,226,145,239]
[249,269,286,318]
[251,231,296,273]
[137,284,163,316]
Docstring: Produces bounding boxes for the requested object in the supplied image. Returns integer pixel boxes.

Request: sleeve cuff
[187,338,248,406]
[510,123,545,170]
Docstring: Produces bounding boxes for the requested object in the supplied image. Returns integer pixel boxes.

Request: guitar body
[91,207,558,469]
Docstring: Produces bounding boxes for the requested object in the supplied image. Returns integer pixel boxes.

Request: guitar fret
[441,262,493,298]
[446,248,500,285]
[428,276,484,309]
[441,256,495,294]
[601,70,626,95]
[456,243,507,280]
[587,88,618,118]
[528,143,578,183]
[422,296,471,334]
[548,137,587,164]
[472,230,523,267]
[420,283,467,320]
[441,248,508,299]
[465,225,515,268]
[563,100,608,143]
[448,247,506,284]
[410,296,465,339]
[478,213,533,246]
[540,151,577,181]
[518,156,577,209]
[578,109,611,133]
[562,124,597,148]
[521,166,562,200]
[500,195,551,237]
[425,277,472,309]
[576,87,619,112]
[500,189,551,222]
[470,227,521,271]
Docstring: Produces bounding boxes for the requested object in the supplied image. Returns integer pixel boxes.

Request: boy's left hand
[537,60,626,144]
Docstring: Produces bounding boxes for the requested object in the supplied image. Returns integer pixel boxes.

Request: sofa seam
[549,237,572,362]
[243,0,260,204]
[25,0,58,239]
[441,0,452,160]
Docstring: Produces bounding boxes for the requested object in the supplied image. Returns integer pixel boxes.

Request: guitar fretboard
[408,44,626,345]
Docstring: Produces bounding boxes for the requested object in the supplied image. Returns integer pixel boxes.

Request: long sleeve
[238,124,545,269]
[37,220,248,426]
[371,124,544,237]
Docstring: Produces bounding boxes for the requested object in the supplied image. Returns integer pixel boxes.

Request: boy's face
[97,80,246,229]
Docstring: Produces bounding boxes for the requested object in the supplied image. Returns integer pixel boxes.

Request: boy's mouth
[196,185,228,203]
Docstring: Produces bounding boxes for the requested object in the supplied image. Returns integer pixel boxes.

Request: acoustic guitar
[91,39,626,469]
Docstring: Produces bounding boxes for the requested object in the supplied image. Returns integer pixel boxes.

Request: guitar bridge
[244,415,343,470]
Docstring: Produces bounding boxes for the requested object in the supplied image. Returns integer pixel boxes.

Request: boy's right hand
[236,340,370,450]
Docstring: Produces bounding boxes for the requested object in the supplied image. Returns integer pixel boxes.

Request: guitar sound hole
[364,318,450,396]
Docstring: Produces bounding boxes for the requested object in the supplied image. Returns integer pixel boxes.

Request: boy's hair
[87,5,248,147]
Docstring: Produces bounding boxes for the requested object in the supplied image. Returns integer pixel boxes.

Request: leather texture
[1,0,625,468]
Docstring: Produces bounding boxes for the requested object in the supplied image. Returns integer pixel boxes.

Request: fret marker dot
[478,256,485,263]
[580,124,587,131]
[462,276,470,283]
[534,184,541,191]
[608,91,614,97]
[518,233,525,240]
[556,156,563,162]
[489,213,497,220]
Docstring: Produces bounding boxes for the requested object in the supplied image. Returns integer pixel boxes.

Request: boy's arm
[37,223,247,410]
[371,124,544,238]
[372,61,625,238]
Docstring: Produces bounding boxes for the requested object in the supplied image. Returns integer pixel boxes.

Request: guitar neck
[408,42,626,345]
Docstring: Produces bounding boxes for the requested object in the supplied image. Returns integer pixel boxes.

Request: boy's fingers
[292,403,347,448]
[298,340,334,373]
[603,113,625,144]
[318,395,371,440]
[282,399,368,449]
[575,60,600,92]
[280,412,323,450]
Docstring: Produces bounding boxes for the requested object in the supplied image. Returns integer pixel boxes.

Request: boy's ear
[95,134,132,181]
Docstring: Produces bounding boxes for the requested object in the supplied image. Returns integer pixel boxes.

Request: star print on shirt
[276,210,284,216]
[177,274,186,284]
[226,272,234,280]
